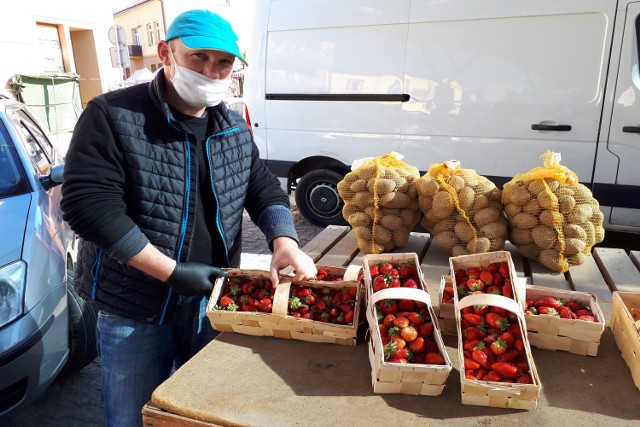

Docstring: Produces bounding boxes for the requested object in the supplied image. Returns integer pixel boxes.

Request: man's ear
[157,41,171,66]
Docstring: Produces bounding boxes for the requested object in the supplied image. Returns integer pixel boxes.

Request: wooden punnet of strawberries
[460,304,534,384]
[524,296,598,322]
[214,275,358,325]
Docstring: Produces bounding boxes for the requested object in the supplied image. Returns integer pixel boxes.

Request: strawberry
[464,358,481,370]
[467,267,482,279]
[496,349,520,363]
[534,296,563,310]
[485,313,509,330]
[479,271,494,286]
[487,262,499,273]
[409,336,426,353]
[559,306,577,319]
[464,326,486,341]
[517,374,534,384]
[490,338,507,356]
[471,348,490,369]
[463,313,484,325]
[499,332,515,347]
[219,295,234,308]
[484,370,503,382]
[538,306,559,316]
[578,314,596,322]
[491,362,519,379]
[424,352,445,365]
[404,278,419,289]
[406,311,424,326]
[344,310,355,324]
[498,261,509,276]
[398,299,415,312]
[467,279,485,292]
[419,322,434,338]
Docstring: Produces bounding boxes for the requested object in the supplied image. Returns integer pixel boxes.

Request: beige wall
[114,0,164,77]
[70,29,102,107]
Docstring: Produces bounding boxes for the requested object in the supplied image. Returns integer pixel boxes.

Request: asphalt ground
[2,196,637,426]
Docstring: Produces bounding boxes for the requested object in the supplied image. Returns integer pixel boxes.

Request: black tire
[58,269,98,377]
[295,169,348,227]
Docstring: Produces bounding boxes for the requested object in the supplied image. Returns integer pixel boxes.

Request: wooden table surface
[144,226,640,427]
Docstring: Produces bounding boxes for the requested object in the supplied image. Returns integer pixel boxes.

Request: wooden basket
[456,293,541,410]
[207,268,361,346]
[437,274,457,336]
[449,251,525,308]
[366,287,452,395]
[610,291,640,392]
[524,285,605,356]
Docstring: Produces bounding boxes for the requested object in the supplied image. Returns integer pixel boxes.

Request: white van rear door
[401,0,615,182]
[603,2,640,228]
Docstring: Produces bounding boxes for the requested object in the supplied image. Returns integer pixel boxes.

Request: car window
[0,123,30,198]
[9,110,54,176]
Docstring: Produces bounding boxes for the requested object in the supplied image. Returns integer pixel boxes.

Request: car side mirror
[40,163,65,190]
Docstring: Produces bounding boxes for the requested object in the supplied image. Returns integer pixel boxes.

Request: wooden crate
[206,268,361,346]
[366,287,452,395]
[456,293,541,410]
[524,285,605,356]
[449,251,525,308]
[610,291,640,392]
[438,274,457,336]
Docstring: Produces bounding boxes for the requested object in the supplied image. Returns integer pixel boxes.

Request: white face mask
[168,48,232,108]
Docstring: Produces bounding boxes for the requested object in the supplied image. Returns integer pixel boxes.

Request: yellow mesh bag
[416,160,507,256]
[502,151,605,272]
[337,153,421,254]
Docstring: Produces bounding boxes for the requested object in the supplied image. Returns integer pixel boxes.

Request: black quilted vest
[74,76,253,324]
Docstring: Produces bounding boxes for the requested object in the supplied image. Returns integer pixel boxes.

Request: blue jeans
[96,295,217,427]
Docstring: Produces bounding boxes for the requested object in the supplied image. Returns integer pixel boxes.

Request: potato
[373,224,392,244]
[364,205,377,219]
[504,203,522,218]
[434,231,458,251]
[537,190,556,210]
[400,208,419,227]
[567,253,586,266]
[458,186,475,211]
[337,173,357,196]
[396,177,410,192]
[419,178,440,197]
[594,224,605,244]
[490,237,506,251]
[557,195,576,213]
[431,218,456,235]
[504,184,531,206]
[447,175,466,192]
[591,208,604,225]
[342,204,359,219]
[350,179,369,193]
[555,187,575,198]
[366,178,396,194]
[467,237,491,254]
[425,209,441,223]
[510,228,532,245]
[512,212,537,229]
[357,163,382,181]
[563,238,586,256]
[527,180,547,195]
[480,221,508,239]
[451,245,468,257]
[381,214,404,231]
[474,207,500,227]
[392,229,410,247]
[544,179,560,192]
[454,221,476,242]
[472,194,490,212]
[354,226,371,241]
[518,243,539,259]
[348,212,370,228]
[582,221,596,246]
[531,225,556,250]
[567,204,593,224]
[418,196,433,214]
[563,224,586,239]
[539,248,568,272]
[379,191,411,209]
[572,183,593,200]
[432,191,455,218]
[539,209,562,228]
[523,199,541,214]
[361,241,385,254]
[353,191,375,208]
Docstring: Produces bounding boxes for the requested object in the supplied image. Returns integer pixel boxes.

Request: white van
[243,0,640,232]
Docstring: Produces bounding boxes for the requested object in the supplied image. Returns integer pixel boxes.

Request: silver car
[0,96,97,417]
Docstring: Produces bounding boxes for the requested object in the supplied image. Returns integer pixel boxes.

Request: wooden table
[143,226,640,426]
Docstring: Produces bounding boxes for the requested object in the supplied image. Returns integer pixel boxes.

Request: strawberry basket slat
[610,291,640,392]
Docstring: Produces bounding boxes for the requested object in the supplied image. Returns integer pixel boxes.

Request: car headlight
[0,260,26,328]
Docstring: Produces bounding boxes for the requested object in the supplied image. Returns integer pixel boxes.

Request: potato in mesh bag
[416,160,507,256]
[501,151,605,272]
[337,153,421,253]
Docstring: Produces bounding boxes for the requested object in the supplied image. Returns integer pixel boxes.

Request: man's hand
[269,237,317,286]
[167,262,228,296]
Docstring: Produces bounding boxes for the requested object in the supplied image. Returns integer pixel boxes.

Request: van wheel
[58,269,98,377]
[295,169,348,227]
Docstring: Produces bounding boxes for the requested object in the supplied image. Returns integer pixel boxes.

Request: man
[61,10,316,427]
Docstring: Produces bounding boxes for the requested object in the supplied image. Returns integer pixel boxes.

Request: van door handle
[531,124,572,131]
[622,126,640,133]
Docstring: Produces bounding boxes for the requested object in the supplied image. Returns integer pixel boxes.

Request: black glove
[167,262,228,296]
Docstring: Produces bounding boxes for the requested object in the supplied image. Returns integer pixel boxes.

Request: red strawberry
[484,370,503,382]
[463,313,483,325]
[496,349,520,363]
[399,299,416,312]
[424,352,445,365]
[534,296,563,310]
[490,339,507,356]
[491,362,519,379]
